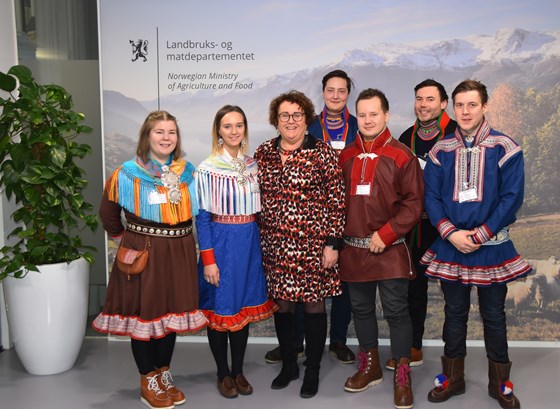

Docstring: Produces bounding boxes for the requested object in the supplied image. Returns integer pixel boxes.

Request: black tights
[131,332,177,375]
[275,299,325,314]
[207,325,250,381]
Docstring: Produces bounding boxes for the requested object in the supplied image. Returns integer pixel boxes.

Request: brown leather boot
[394,358,413,409]
[427,356,465,402]
[488,360,520,409]
[156,366,186,405]
[410,347,423,367]
[140,371,175,409]
[344,347,383,392]
[386,347,423,370]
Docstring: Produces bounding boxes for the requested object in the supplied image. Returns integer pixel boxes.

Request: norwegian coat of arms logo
[130,39,148,62]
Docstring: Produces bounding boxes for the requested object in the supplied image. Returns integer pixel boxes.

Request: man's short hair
[452,79,489,105]
[355,88,389,113]
[322,69,354,93]
[414,79,449,102]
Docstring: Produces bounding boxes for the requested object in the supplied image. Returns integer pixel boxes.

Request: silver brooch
[231,158,248,186]
[160,165,182,204]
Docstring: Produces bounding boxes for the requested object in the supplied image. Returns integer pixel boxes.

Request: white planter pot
[2,257,89,375]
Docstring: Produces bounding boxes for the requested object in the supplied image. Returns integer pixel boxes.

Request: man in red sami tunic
[338,88,423,409]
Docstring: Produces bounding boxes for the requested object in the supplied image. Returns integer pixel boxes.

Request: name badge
[331,140,346,150]
[458,188,477,203]
[356,183,371,196]
[418,157,427,170]
[148,190,167,205]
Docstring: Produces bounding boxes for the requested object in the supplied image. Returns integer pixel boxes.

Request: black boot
[271,312,300,389]
[300,312,327,398]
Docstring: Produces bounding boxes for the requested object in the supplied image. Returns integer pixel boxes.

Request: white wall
[0,0,18,351]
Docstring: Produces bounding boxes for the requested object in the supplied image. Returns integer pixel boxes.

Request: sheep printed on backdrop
[526,257,560,312]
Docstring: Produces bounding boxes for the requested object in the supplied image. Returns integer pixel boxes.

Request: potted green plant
[0,64,98,375]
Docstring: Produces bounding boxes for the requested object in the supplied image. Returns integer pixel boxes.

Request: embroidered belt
[126,222,193,237]
[212,214,256,224]
[343,235,406,249]
[481,229,510,246]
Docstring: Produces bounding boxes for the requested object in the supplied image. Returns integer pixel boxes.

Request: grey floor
[0,337,558,409]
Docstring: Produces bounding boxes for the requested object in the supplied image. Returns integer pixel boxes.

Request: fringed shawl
[195,152,261,215]
[105,158,198,224]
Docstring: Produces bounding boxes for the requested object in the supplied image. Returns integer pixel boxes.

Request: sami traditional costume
[399,112,457,252]
[338,127,424,281]
[420,119,532,285]
[309,105,357,350]
[195,151,277,331]
[308,106,358,151]
[93,156,208,340]
[397,111,458,352]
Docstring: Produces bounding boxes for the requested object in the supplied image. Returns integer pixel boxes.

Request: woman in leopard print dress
[254,90,345,399]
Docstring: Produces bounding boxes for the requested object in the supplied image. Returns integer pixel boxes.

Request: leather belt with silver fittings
[343,235,406,249]
[126,222,193,237]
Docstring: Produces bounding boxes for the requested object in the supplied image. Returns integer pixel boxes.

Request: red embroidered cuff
[471,224,492,244]
[200,249,216,266]
[437,219,457,239]
[377,224,398,247]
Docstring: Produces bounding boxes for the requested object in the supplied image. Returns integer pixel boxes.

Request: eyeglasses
[278,112,304,122]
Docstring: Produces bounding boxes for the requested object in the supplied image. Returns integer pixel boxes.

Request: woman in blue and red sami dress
[195,105,278,399]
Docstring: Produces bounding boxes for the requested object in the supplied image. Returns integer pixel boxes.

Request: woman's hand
[448,230,481,254]
[203,264,220,287]
[322,246,339,269]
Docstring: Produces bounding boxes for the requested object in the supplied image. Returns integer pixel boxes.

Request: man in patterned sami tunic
[422,79,531,409]
[338,88,424,409]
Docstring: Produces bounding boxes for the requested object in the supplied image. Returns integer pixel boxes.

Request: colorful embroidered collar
[106,156,197,224]
[319,106,351,143]
[410,111,451,154]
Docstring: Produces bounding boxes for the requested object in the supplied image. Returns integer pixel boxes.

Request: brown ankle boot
[410,347,423,367]
[156,366,186,405]
[386,347,423,371]
[140,371,175,409]
[488,360,520,409]
[344,347,383,392]
[427,356,465,402]
[394,358,413,409]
